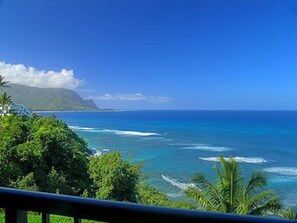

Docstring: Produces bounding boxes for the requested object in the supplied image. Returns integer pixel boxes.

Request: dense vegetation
[6,84,98,111]
[0,115,90,194]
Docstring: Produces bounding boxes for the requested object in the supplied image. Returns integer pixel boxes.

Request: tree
[88,151,140,202]
[280,208,297,220]
[0,115,90,195]
[185,157,281,216]
[0,75,10,89]
[137,184,195,209]
[0,92,12,116]
[0,75,12,116]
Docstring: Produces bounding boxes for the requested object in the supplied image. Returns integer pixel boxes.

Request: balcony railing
[0,187,295,223]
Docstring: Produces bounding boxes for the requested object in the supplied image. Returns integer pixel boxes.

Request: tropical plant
[280,208,297,220]
[0,92,12,116]
[185,157,281,216]
[0,75,10,89]
[0,115,90,195]
[137,184,195,209]
[88,151,140,202]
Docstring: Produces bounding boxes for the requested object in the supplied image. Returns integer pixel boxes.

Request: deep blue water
[39,110,297,208]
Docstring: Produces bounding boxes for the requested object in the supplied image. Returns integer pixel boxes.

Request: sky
[0,0,297,110]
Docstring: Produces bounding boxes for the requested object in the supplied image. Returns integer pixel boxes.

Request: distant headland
[6,83,103,111]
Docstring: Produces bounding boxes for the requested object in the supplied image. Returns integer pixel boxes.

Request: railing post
[5,208,27,223]
[42,213,50,223]
[73,217,81,223]
[17,211,27,223]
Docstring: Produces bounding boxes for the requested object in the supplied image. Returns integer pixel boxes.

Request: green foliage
[0,212,102,223]
[280,208,297,220]
[0,91,13,116]
[137,184,195,209]
[185,157,281,216]
[0,92,12,104]
[0,75,10,89]
[88,151,140,202]
[6,83,98,111]
[0,115,90,195]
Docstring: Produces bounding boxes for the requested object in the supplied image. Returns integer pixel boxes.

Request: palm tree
[185,157,281,216]
[0,75,11,89]
[280,208,297,220]
[0,92,12,116]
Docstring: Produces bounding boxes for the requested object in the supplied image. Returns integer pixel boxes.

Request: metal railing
[0,187,294,223]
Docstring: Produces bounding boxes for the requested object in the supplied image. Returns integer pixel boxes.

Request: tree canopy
[0,115,90,195]
[88,151,140,202]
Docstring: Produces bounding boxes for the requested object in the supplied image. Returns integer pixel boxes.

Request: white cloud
[92,93,172,103]
[0,61,84,89]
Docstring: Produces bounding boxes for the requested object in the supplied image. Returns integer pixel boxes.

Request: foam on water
[199,156,267,164]
[69,125,159,136]
[183,144,232,152]
[161,175,196,190]
[170,143,232,152]
[263,167,297,176]
[69,125,96,131]
[169,143,191,146]
[102,129,160,136]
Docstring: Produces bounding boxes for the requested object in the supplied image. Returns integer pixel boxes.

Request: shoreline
[34,109,117,113]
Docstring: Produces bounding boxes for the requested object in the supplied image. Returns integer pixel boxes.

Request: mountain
[5,84,98,111]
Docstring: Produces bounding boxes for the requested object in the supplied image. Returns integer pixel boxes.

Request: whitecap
[199,157,267,164]
[68,125,96,131]
[101,129,160,136]
[161,175,196,190]
[263,167,297,176]
[69,125,159,136]
[170,143,193,146]
[170,143,232,152]
[183,144,232,152]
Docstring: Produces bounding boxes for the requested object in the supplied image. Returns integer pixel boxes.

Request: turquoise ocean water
[39,111,297,208]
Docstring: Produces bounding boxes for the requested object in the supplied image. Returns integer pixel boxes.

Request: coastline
[34,109,117,113]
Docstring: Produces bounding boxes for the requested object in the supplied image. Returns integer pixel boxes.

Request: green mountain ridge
[5,84,98,111]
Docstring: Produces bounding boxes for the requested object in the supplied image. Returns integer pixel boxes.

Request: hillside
[6,84,98,111]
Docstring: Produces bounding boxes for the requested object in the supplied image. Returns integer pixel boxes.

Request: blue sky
[0,0,297,109]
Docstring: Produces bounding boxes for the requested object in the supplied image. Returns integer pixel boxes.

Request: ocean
[39,110,297,208]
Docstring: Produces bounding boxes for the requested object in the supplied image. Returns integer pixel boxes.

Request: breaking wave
[170,143,232,152]
[101,129,160,136]
[263,167,297,176]
[69,125,96,131]
[69,125,159,136]
[161,175,196,190]
[199,156,267,164]
[183,144,232,152]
